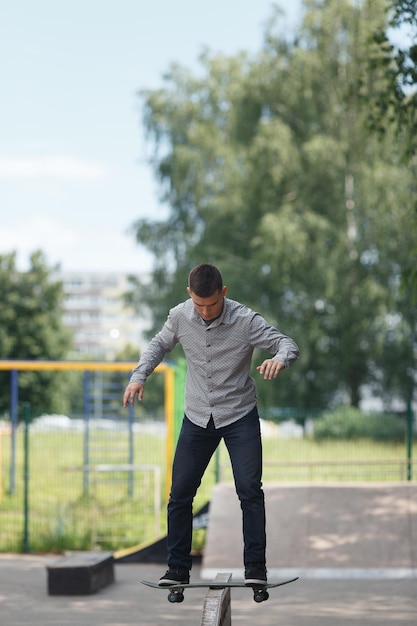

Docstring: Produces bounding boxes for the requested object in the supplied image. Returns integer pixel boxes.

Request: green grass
[215,437,411,483]
[1,428,168,552]
[0,426,413,553]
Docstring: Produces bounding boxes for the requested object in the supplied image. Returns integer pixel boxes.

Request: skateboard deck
[140,576,299,603]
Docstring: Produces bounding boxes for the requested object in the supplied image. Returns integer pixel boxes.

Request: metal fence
[0,406,217,554]
[0,381,415,554]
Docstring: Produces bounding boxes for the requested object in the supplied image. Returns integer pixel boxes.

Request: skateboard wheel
[254,589,269,603]
[168,591,184,603]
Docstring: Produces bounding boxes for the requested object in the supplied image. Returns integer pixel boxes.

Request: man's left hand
[256,359,285,380]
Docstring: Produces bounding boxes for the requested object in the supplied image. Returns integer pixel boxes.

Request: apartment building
[56,271,149,359]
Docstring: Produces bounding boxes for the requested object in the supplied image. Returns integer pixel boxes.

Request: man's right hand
[123,382,144,407]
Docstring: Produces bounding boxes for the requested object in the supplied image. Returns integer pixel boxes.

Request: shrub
[313,406,404,442]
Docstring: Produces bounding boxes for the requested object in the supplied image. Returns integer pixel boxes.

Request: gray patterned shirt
[129,297,299,428]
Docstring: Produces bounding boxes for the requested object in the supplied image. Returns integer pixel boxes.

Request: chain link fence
[1,390,415,554]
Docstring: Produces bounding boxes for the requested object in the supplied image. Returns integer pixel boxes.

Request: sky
[1,1,302,274]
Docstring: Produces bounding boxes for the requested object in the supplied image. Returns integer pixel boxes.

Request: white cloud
[0,216,77,267]
[0,215,154,273]
[0,156,107,180]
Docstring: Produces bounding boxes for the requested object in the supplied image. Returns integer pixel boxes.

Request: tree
[366,0,417,298]
[254,0,416,408]
[130,0,416,411]
[367,0,417,157]
[0,251,73,417]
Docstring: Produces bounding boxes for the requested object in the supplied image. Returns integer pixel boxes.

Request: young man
[123,263,299,586]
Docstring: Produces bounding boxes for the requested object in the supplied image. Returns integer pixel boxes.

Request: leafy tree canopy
[366,0,417,297]
[0,251,73,417]
[367,0,417,157]
[129,0,416,412]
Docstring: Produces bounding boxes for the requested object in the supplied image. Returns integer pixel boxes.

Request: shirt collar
[189,297,231,327]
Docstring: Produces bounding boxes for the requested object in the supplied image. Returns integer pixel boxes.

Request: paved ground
[0,555,416,626]
[203,483,417,579]
[1,483,416,625]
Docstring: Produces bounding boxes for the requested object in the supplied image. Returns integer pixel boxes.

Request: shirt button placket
[206,329,214,405]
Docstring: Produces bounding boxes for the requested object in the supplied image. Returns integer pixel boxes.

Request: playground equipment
[0,359,186,501]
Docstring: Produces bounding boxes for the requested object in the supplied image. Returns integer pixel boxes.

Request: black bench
[47,551,114,595]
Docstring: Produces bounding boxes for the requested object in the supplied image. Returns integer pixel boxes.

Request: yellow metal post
[164,366,175,502]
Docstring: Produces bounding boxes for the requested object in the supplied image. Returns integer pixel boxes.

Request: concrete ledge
[200,573,231,626]
[47,551,114,595]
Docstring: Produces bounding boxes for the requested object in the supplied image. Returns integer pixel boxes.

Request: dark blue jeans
[167,406,266,570]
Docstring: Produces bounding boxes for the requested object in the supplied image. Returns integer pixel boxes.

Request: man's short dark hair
[188,264,223,297]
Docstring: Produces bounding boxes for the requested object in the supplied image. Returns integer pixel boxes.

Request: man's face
[186,286,227,321]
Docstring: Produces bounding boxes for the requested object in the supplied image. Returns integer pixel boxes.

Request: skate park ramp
[201,483,417,580]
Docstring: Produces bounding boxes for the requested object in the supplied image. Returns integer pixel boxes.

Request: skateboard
[140,576,299,603]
